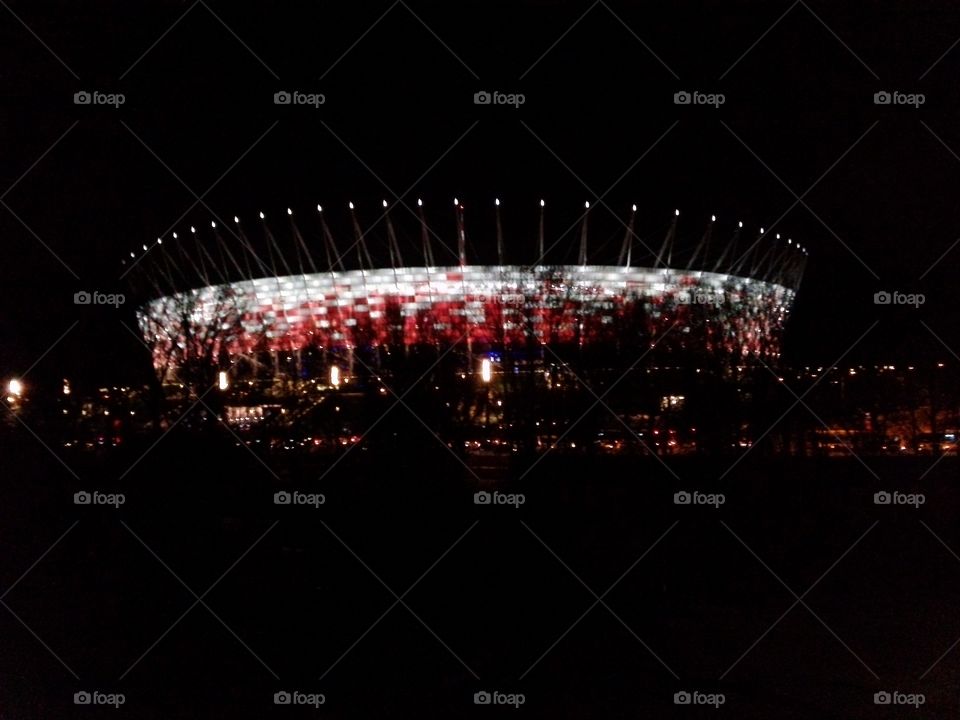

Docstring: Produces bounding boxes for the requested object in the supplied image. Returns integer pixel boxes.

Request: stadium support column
[537,199,545,266]
[656,209,679,269]
[348,202,373,271]
[455,198,466,267]
[318,206,345,273]
[579,201,590,266]
[687,215,715,270]
[418,199,434,266]
[731,227,763,277]
[495,198,504,265]
[713,221,743,273]
[618,204,637,268]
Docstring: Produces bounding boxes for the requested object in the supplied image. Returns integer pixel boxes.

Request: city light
[481,358,492,383]
[218,371,229,391]
[330,365,341,388]
[7,378,23,397]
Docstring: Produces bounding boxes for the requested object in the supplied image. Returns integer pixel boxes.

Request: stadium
[133,200,804,385]
[126,198,808,453]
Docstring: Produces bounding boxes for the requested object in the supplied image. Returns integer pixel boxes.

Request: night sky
[3,0,960,389]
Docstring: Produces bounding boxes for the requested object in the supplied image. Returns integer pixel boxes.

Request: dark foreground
[0,430,957,718]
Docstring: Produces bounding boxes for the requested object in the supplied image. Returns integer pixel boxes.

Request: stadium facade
[132,202,805,385]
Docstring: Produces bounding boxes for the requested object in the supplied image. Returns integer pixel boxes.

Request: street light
[330,365,341,388]
[7,379,23,397]
[480,358,492,383]
[218,371,229,391]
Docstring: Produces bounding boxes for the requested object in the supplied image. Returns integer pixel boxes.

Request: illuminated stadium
[131,200,806,394]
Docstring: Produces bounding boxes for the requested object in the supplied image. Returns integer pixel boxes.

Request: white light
[62,380,70,396]
[382,200,388,208]
[287,208,293,215]
[584,201,590,209]
[173,232,178,239]
[480,358,492,383]
[453,197,459,206]
[234,216,240,223]
[142,244,148,251]
[329,365,341,388]
[675,209,680,216]
[348,202,354,210]
[7,379,22,397]
[776,233,781,239]
[218,371,229,391]
[495,198,500,206]
[317,204,323,212]
[130,252,135,258]
[157,238,163,245]
[417,198,423,207]
[540,199,545,207]
[738,221,743,228]
[759,228,764,234]
[711,214,716,222]
[632,204,637,212]
[259,211,265,219]
[788,238,792,244]
[190,226,196,233]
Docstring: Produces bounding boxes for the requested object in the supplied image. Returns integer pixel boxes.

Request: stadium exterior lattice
[131,201,806,386]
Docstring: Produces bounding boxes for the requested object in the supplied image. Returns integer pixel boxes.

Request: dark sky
[2,0,960,389]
